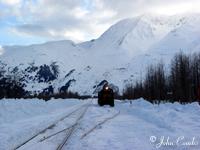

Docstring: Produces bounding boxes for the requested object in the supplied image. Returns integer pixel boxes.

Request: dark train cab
[98,84,114,107]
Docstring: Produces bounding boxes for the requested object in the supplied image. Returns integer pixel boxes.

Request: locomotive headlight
[105,86,109,90]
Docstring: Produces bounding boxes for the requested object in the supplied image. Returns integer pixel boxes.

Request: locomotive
[98,84,114,107]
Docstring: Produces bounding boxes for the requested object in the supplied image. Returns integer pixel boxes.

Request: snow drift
[0,99,199,150]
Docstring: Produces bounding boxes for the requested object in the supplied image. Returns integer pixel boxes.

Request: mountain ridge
[0,13,200,95]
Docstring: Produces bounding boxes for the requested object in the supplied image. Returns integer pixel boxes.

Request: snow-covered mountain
[1,13,200,95]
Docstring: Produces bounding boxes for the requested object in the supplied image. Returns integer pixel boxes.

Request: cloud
[14,24,49,37]
[0,0,21,5]
[102,0,200,17]
[1,0,200,43]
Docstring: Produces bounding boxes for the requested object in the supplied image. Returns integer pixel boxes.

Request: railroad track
[14,100,120,150]
[54,104,120,150]
[80,110,120,139]
[14,100,91,150]
[56,103,90,150]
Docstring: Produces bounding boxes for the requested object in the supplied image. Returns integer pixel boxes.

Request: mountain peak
[1,13,200,95]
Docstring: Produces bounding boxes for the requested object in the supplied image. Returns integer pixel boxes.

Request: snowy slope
[1,13,200,95]
[0,98,200,150]
[149,14,200,55]
[1,40,86,67]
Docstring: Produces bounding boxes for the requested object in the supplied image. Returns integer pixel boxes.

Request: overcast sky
[0,0,200,45]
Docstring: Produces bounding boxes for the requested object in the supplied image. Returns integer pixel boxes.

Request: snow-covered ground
[0,98,200,150]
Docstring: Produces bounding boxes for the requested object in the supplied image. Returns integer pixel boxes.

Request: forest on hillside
[0,51,200,104]
[123,52,200,104]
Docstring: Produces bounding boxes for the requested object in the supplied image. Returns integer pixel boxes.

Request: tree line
[123,52,200,104]
[1,51,200,103]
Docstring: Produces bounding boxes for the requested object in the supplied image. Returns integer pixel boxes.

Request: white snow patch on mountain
[0,45,4,55]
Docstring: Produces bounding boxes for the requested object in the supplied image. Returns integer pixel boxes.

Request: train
[98,84,114,107]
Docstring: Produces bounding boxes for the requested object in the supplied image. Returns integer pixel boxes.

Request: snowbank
[0,98,200,150]
[68,98,200,150]
[0,98,82,124]
[0,98,84,149]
